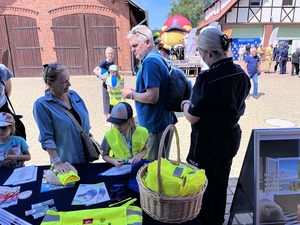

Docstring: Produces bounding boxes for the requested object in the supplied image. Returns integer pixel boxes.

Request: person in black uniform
[181,26,251,225]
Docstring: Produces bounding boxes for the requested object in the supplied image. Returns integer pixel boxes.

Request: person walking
[278,45,289,74]
[273,45,280,72]
[291,47,300,76]
[33,62,93,173]
[264,43,273,73]
[245,47,260,99]
[257,43,264,68]
[180,26,251,225]
[93,47,115,127]
[121,25,177,160]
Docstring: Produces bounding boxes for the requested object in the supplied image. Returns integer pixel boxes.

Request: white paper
[4,165,37,186]
[99,164,132,176]
[0,208,32,225]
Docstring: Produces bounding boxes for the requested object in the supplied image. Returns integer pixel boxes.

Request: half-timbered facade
[198,0,300,53]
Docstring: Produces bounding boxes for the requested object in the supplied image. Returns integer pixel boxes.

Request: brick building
[0,0,147,77]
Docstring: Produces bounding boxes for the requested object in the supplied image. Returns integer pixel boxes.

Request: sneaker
[253,95,259,99]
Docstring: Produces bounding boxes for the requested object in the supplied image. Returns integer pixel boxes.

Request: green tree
[168,0,212,28]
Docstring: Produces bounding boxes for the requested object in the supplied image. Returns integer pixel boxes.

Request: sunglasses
[43,62,61,72]
[131,29,148,39]
[110,186,125,201]
[0,126,11,131]
[114,122,126,127]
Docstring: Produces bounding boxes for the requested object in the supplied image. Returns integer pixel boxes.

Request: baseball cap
[107,102,133,125]
[109,64,118,71]
[0,112,15,127]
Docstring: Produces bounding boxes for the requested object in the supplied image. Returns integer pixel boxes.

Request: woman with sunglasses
[181,27,251,225]
[100,102,148,167]
[33,63,92,173]
[0,112,30,168]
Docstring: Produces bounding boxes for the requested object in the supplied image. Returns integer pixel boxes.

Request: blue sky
[132,0,177,30]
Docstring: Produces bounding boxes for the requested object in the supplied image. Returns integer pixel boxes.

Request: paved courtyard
[9,61,300,224]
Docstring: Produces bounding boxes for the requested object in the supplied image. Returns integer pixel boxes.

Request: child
[0,112,31,167]
[100,102,148,167]
[93,47,115,127]
[107,65,125,112]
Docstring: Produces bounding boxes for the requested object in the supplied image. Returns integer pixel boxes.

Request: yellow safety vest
[143,158,207,197]
[105,126,148,159]
[50,164,80,186]
[109,76,124,106]
[41,198,142,225]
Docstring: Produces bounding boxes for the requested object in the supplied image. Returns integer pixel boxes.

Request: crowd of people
[237,42,300,100]
[238,42,300,77]
[4,24,300,225]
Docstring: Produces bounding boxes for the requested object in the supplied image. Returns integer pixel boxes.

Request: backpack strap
[0,79,16,115]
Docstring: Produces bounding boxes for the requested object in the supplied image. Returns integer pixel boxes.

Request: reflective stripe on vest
[105,126,148,159]
[41,199,143,224]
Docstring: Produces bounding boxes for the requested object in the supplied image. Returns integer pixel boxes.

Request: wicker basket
[136,124,208,223]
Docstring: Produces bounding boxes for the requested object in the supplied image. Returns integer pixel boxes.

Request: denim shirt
[33,90,91,164]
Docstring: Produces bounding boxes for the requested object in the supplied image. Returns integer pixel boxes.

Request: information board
[228,128,300,225]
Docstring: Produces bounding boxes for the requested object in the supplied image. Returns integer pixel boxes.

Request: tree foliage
[168,0,212,28]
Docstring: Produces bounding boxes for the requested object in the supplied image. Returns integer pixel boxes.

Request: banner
[231,38,261,61]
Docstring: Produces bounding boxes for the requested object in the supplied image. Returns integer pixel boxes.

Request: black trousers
[0,101,26,140]
[197,159,232,225]
[292,63,300,75]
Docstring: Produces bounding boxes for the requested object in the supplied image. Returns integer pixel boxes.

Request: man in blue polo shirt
[245,47,260,99]
[121,25,177,160]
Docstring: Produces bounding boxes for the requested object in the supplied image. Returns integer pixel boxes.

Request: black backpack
[147,54,192,112]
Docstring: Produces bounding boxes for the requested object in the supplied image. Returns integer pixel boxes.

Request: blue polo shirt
[135,50,177,133]
[245,55,260,76]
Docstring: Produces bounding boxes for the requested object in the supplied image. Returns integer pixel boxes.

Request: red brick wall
[263,24,274,47]
[0,0,133,75]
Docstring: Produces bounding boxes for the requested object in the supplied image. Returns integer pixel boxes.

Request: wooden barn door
[5,15,42,77]
[0,16,12,70]
[52,14,118,75]
[52,14,88,75]
[85,14,118,73]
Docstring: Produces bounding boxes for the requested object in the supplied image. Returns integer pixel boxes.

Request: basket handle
[157,124,181,196]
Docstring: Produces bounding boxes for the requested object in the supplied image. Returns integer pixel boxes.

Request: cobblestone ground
[11,61,300,225]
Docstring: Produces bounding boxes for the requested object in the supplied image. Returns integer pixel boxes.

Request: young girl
[107,65,125,112]
[100,102,148,167]
[0,112,31,167]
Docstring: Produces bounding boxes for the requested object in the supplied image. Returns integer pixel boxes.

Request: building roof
[127,0,148,26]
[197,0,238,30]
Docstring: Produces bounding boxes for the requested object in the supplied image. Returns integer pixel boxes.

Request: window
[250,0,260,6]
[283,0,293,5]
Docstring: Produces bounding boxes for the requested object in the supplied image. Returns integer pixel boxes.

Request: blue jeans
[251,72,258,95]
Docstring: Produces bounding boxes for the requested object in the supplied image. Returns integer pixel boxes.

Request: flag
[269,28,279,46]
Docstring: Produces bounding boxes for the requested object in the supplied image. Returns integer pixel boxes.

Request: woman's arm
[181,100,200,124]
[47,148,70,173]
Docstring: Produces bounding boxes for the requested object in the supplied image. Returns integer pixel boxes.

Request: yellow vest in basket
[143,158,206,197]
